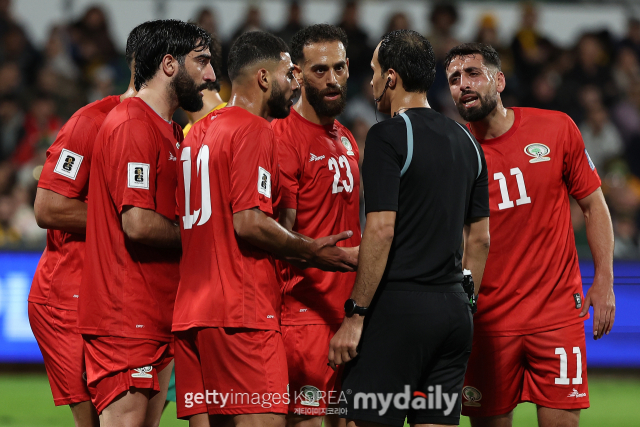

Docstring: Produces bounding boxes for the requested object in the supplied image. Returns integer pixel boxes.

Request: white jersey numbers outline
[493,167,532,210]
[328,155,354,194]
[555,347,583,385]
[181,146,212,229]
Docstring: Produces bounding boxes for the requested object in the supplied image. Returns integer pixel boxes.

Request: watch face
[344,299,355,314]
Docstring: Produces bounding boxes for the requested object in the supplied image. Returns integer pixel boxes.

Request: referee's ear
[387,69,398,89]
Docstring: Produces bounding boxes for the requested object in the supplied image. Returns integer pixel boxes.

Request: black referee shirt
[363,108,489,288]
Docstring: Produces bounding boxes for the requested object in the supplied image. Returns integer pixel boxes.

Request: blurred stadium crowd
[0,0,639,259]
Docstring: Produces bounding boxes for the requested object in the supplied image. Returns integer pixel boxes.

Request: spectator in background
[337,1,370,87]
[0,95,23,162]
[619,18,640,60]
[580,102,624,172]
[613,46,640,94]
[525,69,561,111]
[231,5,264,41]
[194,7,218,38]
[385,12,410,33]
[613,215,640,259]
[0,24,41,85]
[43,26,79,81]
[277,0,304,46]
[0,62,21,98]
[567,33,616,106]
[12,94,61,165]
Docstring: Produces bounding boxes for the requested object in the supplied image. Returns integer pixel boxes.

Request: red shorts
[28,302,90,406]
[462,322,589,417]
[174,327,289,418]
[282,324,343,416]
[83,335,173,414]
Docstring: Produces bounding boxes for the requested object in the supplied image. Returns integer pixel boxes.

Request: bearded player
[77,20,214,427]
[172,31,357,427]
[445,43,615,427]
[271,24,360,427]
[28,23,144,427]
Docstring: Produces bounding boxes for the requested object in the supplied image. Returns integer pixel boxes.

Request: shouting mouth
[461,93,479,108]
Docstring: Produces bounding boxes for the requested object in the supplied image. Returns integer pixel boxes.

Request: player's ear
[161,54,177,78]
[345,58,350,79]
[496,70,506,94]
[257,68,270,92]
[293,64,303,85]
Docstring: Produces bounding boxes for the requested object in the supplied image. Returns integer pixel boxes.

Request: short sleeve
[230,126,275,215]
[563,116,602,200]
[362,124,403,213]
[112,119,158,213]
[276,136,302,210]
[467,142,490,219]
[38,115,97,200]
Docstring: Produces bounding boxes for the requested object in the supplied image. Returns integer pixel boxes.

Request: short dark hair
[227,31,289,82]
[133,20,212,91]
[378,29,435,93]
[125,23,146,69]
[444,43,502,71]
[290,24,348,65]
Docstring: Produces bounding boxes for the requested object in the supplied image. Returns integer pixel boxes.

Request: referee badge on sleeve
[257,167,271,198]
[128,163,150,189]
[53,149,83,180]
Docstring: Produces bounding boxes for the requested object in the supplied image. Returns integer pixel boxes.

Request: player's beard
[456,90,498,122]
[303,77,347,119]
[172,66,208,113]
[267,80,294,119]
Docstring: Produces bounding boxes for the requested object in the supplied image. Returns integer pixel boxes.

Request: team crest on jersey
[462,386,482,407]
[524,143,551,163]
[300,385,321,407]
[341,137,354,155]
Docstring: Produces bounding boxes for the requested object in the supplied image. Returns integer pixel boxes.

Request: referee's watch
[344,299,368,317]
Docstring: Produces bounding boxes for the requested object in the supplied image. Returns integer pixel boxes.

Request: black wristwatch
[344,299,368,317]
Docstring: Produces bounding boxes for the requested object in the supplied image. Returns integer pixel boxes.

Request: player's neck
[294,96,335,126]
[120,72,137,102]
[186,91,224,125]
[136,82,178,122]
[227,87,269,119]
[469,102,514,140]
[390,91,430,117]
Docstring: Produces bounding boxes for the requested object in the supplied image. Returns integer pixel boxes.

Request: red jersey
[29,95,120,310]
[271,109,361,325]
[77,97,183,341]
[172,106,281,332]
[472,107,601,335]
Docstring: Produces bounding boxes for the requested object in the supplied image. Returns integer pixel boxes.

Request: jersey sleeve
[563,115,602,200]
[362,124,403,213]
[38,114,97,199]
[467,139,490,219]
[112,119,158,213]
[230,126,275,215]
[276,136,302,210]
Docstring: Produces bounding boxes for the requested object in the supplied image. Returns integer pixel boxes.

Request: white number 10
[493,167,532,210]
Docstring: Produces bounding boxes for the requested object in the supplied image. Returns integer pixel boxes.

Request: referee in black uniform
[328,30,491,427]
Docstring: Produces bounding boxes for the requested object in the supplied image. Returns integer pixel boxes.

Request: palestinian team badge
[341,137,355,155]
[462,386,482,407]
[300,385,321,407]
[524,143,551,163]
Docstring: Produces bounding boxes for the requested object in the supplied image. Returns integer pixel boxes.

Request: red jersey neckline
[470,107,521,145]
[290,107,337,134]
[131,97,174,128]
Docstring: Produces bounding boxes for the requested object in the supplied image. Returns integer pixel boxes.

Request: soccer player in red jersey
[173,31,357,427]
[445,43,615,427]
[77,20,215,427]
[28,24,144,427]
[271,24,360,427]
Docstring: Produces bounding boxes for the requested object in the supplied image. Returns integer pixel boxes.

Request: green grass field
[0,373,638,426]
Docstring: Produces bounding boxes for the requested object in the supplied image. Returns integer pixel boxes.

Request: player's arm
[278,208,296,230]
[577,187,615,339]
[462,216,490,296]
[234,207,356,271]
[34,188,87,234]
[121,206,181,248]
[328,210,395,369]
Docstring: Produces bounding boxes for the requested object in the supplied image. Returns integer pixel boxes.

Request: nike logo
[309,153,325,162]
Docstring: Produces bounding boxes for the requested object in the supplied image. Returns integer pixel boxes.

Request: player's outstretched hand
[579,279,615,340]
[328,315,363,370]
[310,231,358,272]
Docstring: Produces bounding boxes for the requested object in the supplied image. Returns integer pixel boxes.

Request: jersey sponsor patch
[573,293,582,309]
[258,167,271,198]
[53,149,84,180]
[524,143,551,163]
[127,163,150,189]
[585,149,595,170]
[341,136,354,155]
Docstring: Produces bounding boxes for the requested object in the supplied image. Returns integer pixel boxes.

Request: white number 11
[493,167,532,210]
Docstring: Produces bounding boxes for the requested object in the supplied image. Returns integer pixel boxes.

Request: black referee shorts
[341,285,473,426]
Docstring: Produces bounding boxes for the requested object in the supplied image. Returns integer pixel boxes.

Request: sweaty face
[301,41,348,118]
[173,48,215,113]
[447,55,499,122]
[267,52,299,119]
[267,79,293,119]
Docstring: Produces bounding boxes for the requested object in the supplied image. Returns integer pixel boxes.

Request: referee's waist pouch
[383,281,465,293]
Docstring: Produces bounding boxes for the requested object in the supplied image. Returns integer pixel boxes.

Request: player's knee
[469,412,514,427]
